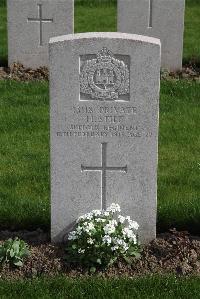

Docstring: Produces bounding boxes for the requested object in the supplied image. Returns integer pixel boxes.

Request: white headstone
[7,0,74,68]
[50,32,161,244]
[118,0,185,71]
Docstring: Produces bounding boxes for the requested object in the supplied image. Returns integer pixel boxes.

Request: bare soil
[0,229,200,280]
[0,63,200,82]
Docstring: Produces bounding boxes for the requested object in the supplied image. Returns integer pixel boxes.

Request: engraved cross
[81,143,127,210]
[27,4,53,46]
[148,0,153,28]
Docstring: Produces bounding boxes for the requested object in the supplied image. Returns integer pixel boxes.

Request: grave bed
[0,229,200,280]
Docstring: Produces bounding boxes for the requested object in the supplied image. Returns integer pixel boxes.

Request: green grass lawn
[0,79,199,234]
[1,275,200,299]
[0,0,200,64]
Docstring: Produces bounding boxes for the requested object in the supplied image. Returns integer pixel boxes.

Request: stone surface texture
[7,0,74,68]
[50,32,161,244]
[118,0,185,71]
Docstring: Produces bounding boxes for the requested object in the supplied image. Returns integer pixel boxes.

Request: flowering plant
[65,203,141,272]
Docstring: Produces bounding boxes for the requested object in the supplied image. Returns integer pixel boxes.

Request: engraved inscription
[56,104,153,138]
[80,48,130,101]
[27,4,53,46]
[81,142,127,209]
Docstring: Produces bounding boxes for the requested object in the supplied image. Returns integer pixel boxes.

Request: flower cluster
[66,203,140,271]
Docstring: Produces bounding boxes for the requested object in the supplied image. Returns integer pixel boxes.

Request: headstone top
[50,32,161,46]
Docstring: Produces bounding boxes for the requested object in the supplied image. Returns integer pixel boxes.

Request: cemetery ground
[0,0,200,297]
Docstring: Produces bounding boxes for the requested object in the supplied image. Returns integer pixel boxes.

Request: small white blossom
[92,210,102,216]
[68,231,77,240]
[103,211,110,217]
[78,248,85,254]
[103,223,116,235]
[123,243,129,251]
[111,245,119,251]
[109,219,117,226]
[96,218,106,223]
[77,212,93,222]
[118,215,125,223]
[107,203,121,213]
[128,220,139,230]
[87,238,94,245]
[102,235,112,245]
[76,226,82,235]
[82,222,96,235]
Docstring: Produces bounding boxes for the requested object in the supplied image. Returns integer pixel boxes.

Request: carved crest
[80,48,130,101]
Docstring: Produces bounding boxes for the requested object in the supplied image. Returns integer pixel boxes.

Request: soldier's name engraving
[80,48,130,101]
[86,115,125,123]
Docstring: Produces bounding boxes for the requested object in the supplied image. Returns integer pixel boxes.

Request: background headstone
[118,0,185,71]
[50,32,161,243]
[7,0,74,68]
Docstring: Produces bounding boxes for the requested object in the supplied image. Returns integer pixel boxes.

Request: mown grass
[0,275,200,299]
[184,0,200,64]
[0,0,200,64]
[0,79,199,234]
[0,81,50,230]
[158,80,200,233]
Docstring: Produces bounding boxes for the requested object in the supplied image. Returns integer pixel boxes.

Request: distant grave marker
[7,0,74,68]
[118,0,185,71]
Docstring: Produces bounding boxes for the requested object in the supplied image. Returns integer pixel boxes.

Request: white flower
[103,211,110,217]
[102,235,112,245]
[68,231,77,240]
[131,234,137,244]
[92,210,102,216]
[78,248,85,254]
[77,212,93,222]
[87,238,94,244]
[118,215,125,223]
[107,203,121,213]
[76,226,82,235]
[116,238,123,245]
[123,227,134,238]
[126,216,131,222]
[128,220,139,230]
[112,238,129,251]
[103,223,116,235]
[123,228,137,244]
[109,219,117,226]
[123,243,129,251]
[111,245,119,251]
[83,222,95,235]
[85,213,93,220]
[96,218,106,223]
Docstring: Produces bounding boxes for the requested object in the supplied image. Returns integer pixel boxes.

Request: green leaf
[90,266,96,273]
[108,257,117,265]
[9,249,15,258]
[96,258,102,264]
[13,260,23,267]
[12,241,20,253]
[123,256,132,265]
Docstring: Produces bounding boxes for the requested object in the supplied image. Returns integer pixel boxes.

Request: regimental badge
[80,47,130,101]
